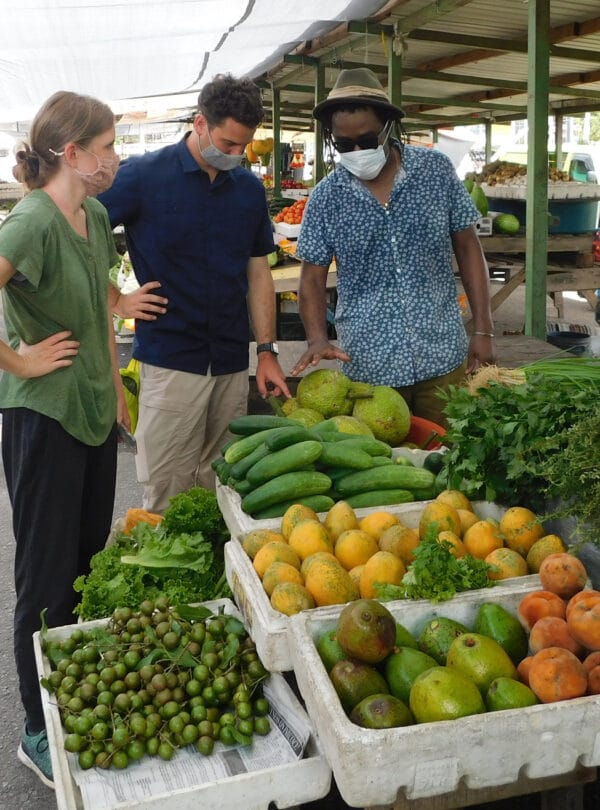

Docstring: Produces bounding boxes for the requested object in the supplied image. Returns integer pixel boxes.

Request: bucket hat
[313,67,405,121]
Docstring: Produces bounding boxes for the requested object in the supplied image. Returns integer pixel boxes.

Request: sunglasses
[332,121,392,154]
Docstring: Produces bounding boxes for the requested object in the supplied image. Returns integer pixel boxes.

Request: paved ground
[1,285,599,809]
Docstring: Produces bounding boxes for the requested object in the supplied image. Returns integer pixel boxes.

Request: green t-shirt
[0,190,120,445]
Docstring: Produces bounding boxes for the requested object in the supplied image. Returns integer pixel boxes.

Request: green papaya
[470,183,489,217]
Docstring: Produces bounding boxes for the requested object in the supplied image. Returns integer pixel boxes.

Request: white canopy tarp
[1,0,385,125]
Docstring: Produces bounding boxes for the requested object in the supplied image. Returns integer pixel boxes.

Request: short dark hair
[198,74,264,129]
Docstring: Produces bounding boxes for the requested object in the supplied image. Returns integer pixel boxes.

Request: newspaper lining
[69,677,311,808]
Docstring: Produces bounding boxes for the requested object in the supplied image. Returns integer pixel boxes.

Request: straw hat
[313,67,405,121]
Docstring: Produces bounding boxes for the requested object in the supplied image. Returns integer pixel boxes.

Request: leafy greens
[74,486,231,619]
[441,373,600,510]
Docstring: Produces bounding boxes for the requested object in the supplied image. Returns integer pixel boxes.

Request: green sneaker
[18,727,54,789]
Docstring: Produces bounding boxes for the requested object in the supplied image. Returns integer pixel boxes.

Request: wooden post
[485,119,492,164]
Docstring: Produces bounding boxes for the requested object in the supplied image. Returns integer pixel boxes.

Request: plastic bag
[119,357,140,433]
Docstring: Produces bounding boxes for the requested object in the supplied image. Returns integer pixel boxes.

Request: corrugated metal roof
[257,0,600,131]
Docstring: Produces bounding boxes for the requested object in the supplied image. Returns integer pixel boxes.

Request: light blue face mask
[199,128,244,171]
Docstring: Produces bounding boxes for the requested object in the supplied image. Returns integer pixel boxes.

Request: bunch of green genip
[440,359,600,511]
[74,487,230,619]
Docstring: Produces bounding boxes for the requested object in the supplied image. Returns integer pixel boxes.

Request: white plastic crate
[33,598,331,810]
[223,499,538,672]
[281,188,310,201]
[287,582,600,807]
[273,222,302,238]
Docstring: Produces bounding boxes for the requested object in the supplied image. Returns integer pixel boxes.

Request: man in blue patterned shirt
[293,68,495,426]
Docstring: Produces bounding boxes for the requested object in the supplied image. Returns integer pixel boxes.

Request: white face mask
[338,144,387,180]
[198,128,244,172]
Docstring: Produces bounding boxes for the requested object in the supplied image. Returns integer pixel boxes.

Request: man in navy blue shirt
[100,74,289,511]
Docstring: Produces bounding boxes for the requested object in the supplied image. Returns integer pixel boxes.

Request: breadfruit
[296,370,374,418]
[351,387,411,446]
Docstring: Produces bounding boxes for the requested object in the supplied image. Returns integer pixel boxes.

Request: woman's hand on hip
[15,331,80,378]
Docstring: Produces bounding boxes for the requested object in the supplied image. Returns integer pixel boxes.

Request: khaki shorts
[134,364,248,512]
[395,362,467,429]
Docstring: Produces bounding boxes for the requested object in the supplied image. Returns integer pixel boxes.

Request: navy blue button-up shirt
[99,135,275,375]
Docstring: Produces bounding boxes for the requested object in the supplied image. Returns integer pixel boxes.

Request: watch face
[272,342,279,354]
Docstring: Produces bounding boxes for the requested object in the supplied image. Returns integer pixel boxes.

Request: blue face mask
[199,128,244,171]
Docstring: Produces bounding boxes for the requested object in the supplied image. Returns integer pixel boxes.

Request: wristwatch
[256,342,279,356]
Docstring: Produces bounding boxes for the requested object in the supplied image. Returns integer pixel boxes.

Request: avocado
[474,602,529,665]
[417,616,470,665]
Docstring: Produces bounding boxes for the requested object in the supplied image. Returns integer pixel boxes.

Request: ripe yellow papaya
[245,143,259,163]
[252,139,270,156]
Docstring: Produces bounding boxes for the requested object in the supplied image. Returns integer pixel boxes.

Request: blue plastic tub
[489,198,599,233]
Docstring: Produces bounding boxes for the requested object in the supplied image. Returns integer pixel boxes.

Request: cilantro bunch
[375,527,492,603]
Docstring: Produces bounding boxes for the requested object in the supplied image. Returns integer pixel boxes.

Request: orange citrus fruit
[418,501,461,539]
[253,541,301,579]
[288,519,333,560]
[499,507,545,557]
[463,520,505,560]
[334,529,379,570]
[435,490,473,512]
[280,503,320,540]
[270,582,315,615]
[485,547,529,580]
[526,534,567,573]
[457,508,479,537]
[262,562,304,596]
[436,530,467,558]
[358,511,400,540]
[378,524,420,565]
[359,551,406,599]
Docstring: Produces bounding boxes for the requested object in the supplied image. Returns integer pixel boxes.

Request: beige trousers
[134,363,248,512]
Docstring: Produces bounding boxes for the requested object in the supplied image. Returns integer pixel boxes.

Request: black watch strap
[256,342,279,355]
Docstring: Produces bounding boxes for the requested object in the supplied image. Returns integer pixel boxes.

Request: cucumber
[346,489,414,508]
[220,437,239,456]
[211,456,226,473]
[229,442,270,480]
[241,471,332,514]
[233,478,254,496]
[318,442,374,471]
[308,421,340,439]
[326,467,357,482]
[224,427,289,464]
[228,414,301,435]
[265,425,313,451]
[370,456,394,467]
[336,465,436,497]
[411,486,436,501]
[215,461,233,485]
[246,440,323,487]
[336,437,392,457]
[253,495,336,519]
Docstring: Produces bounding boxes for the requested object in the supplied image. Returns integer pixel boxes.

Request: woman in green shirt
[0,91,125,789]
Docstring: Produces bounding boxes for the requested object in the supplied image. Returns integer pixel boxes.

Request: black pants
[2,408,117,732]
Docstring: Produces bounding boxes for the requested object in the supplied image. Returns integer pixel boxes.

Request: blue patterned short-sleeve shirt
[295,144,480,386]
